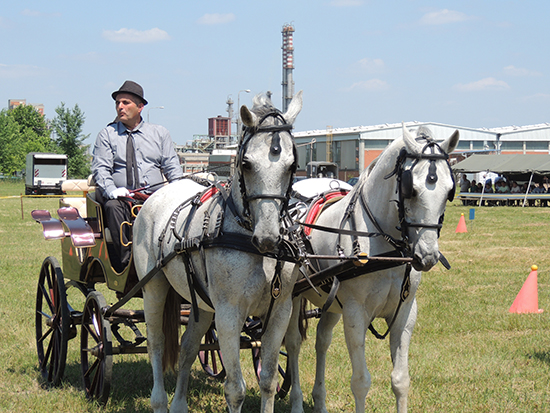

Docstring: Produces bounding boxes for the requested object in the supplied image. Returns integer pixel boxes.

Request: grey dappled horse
[133,92,303,413]
[285,125,459,413]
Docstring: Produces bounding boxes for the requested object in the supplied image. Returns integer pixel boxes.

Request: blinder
[400,169,414,199]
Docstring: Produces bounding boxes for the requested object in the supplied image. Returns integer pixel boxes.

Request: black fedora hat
[112,80,148,105]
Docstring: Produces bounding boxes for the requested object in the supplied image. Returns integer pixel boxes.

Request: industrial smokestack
[281,23,295,113]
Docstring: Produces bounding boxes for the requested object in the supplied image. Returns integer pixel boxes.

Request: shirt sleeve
[91,127,118,197]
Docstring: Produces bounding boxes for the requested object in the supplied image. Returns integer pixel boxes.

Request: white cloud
[0,63,42,79]
[503,65,541,77]
[353,58,385,74]
[521,93,550,102]
[102,28,171,43]
[197,13,235,25]
[345,79,389,91]
[454,77,510,92]
[21,9,61,18]
[330,0,363,6]
[419,9,474,25]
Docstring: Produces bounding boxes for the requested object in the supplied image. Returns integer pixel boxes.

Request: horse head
[399,124,459,271]
[236,91,303,253]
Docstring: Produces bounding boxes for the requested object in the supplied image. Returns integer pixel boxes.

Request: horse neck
[222,171,248,232]
[356,148,401,239]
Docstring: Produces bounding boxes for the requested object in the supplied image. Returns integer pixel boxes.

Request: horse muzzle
[252,233,282,254]
[411,237,440,271]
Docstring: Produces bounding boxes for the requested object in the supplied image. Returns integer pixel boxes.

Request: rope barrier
[0,194,67,200]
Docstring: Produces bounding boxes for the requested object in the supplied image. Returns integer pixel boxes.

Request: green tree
[0,105,52,175]
[51,103,91,179]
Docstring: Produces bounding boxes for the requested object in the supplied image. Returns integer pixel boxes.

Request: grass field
[1,178,549,412]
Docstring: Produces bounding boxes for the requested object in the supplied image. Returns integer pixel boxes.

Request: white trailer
[25,153,68,195]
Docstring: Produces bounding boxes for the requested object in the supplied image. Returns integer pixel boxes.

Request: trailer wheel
[35,256,70,386]
[251,347,291,400]
[245,315,291,400]
[198,324,226,380]
[80,291,113,405]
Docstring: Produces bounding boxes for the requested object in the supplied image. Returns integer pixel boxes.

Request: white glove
[109,187,131,199]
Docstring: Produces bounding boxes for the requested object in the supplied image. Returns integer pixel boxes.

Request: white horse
[133,92,303,413]
[285,124,459,413]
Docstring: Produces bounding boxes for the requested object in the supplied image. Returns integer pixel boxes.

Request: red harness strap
[303,190,349,236]
[200,186,219,203]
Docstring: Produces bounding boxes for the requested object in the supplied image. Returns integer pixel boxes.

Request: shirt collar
[118,118,144,134]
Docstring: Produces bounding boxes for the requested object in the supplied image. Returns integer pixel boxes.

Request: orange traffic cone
[509,265,544,314]
[455,213,467,233]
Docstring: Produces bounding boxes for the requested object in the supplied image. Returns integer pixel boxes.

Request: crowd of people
[459,174,549,207]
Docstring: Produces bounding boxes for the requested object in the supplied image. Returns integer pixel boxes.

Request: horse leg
[257,299,293,413]
[285,297,305,413]
[215,309,247,413]
[342,303,370,413]
[142,274,171,413]
[312,311,341,413]
[170,308,214,413]
[389,298,417,413]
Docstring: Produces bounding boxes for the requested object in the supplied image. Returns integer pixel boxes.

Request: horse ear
[240,105,258,128]
[283,90,303,125]
[440,130,460,154]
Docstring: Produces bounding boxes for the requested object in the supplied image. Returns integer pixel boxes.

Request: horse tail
[162,286,182,373]
[298,297,309,342]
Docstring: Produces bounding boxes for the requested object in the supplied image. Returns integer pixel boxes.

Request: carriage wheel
[80,291,113,405]
[251,347,291,399]
[35,256,70,386]
[198,324,226,380]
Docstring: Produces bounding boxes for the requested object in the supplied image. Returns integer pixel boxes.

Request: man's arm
[91,128,118,197]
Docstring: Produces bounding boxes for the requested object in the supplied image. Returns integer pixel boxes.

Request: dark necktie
[126,132,139,189]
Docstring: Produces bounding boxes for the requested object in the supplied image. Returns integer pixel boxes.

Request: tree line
[0,103,91,179]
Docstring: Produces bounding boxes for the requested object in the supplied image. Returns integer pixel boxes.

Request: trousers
[96,189,133,272]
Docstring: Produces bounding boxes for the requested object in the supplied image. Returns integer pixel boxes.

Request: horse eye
[242,160,252,171]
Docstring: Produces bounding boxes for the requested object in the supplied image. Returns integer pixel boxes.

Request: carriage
[31,174,309,404]
[32,90,460,413]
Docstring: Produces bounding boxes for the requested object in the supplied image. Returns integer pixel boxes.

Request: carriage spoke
[80,291,112,404]
[37,325,53,344]
[82,321,100,344]
[38,282,55,314]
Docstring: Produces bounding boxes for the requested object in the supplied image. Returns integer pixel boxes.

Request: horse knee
[391,370,410,398]
[350,369,371,399]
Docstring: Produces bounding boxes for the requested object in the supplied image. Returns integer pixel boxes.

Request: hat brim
[112,91,148,106]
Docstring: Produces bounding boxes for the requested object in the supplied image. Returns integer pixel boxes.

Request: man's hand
[109,187,132,199]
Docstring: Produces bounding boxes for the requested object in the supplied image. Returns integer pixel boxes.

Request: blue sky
[1,1,549,146]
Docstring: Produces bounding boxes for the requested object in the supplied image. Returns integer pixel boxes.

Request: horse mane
[249,93,280,117]
[414,125,434,141]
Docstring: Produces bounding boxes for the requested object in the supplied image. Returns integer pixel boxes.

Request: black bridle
[236,111,298,229]
[385,138,455,244]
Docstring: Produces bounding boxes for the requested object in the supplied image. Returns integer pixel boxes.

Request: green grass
[1,179,549,412]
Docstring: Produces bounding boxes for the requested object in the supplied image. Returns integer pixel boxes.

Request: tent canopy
[452,154,550,182]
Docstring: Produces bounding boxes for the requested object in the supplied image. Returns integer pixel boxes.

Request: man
[460,174,470,205]
[92,80,183,272]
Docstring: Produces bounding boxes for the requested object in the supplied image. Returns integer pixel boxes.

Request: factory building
[293,122,550,181]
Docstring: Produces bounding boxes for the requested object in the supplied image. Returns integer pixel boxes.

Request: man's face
[115,93,144,128]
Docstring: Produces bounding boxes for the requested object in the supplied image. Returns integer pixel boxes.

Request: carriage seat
[59,176,96,218]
